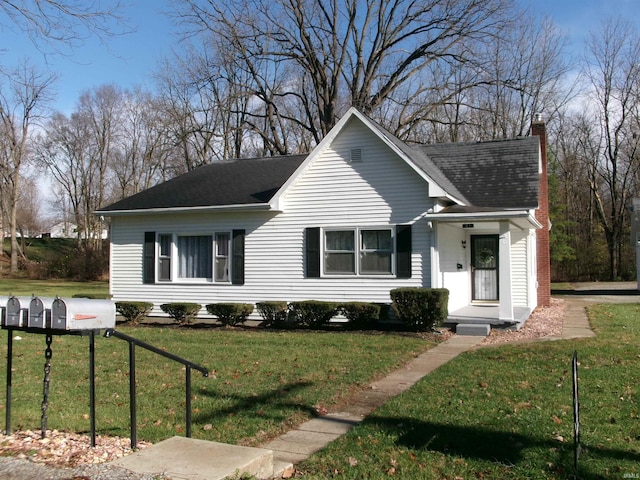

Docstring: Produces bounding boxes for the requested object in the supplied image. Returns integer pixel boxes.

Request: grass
[0,278,109,298]
[298,303,640,479]
[0,326,441,448]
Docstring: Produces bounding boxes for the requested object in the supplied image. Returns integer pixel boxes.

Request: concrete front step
[456,323,491,336]
[110,436,280,480]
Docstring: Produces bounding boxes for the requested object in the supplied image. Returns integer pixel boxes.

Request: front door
[471,235,499,301]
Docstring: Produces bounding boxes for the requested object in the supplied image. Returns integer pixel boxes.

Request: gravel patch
[0,430,163,480]
[479,297,565,346]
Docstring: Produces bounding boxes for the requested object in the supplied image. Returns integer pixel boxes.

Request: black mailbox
[5,296,32,327]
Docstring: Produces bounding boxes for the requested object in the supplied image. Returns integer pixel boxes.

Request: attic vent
[350,148,363,163]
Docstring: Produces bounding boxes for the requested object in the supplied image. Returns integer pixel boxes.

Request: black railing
[103,328,209,449]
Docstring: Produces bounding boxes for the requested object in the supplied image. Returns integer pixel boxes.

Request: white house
[47,221,109,240]
[96,108,550,329]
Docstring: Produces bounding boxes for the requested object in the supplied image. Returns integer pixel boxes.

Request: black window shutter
[232,229,245,285]
[305,227,321,278]
[143,231,155,284]
[396,224,412,278]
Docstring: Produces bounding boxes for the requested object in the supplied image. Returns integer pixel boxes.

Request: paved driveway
[552,281,640,304]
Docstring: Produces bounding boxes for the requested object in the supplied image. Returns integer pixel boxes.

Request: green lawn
[0,326,441,448]
[2,280,638,479]
[298,303,640,479]
[0,278,109,298]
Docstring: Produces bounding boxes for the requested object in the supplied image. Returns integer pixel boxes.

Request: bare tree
[75,85,124,244]
[549,111,609,279]
[155,54,227,170]
[172,0,514,153]
[15,174,41,237]
[36,111,90,248]
[113,88,172,198]
[468,15,573,139]
[0,0,129,54]
[0,61,55,272]
[576,17,640,280]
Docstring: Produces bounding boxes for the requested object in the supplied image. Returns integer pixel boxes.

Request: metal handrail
[104,328,208,449]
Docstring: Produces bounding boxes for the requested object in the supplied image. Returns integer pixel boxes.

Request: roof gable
[270,108,467,207]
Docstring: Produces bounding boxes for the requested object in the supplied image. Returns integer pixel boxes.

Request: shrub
[390,288,449,332]
[205,303,254,326]
[340,302,380,330]
[116,301,154,325]
[289,300,338,328]
[160,302,201,325]
[256,301,289,327]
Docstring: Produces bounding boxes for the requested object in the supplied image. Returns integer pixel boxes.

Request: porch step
[456,323,491,336]
[110,436,278,480]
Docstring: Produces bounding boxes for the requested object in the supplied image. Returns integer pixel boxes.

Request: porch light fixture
[461,240,466,249]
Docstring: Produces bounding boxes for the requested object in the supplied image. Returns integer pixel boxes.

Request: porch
[446,304,531,331]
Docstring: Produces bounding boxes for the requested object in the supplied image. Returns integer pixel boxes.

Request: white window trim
[215,232,231,283]
[321,227,395,277]
[157,233,172,282]
[156,232,232,284]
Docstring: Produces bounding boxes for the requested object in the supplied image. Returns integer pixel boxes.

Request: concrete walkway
[561,298,596,339]
[261,334,485,474]
[113,294,601,479]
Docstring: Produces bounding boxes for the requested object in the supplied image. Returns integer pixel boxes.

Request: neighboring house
[46,222,109,240]
[97,108,550,328]
[48,222,78,239]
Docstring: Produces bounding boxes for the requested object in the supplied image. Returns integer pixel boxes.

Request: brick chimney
[532,114,551,307]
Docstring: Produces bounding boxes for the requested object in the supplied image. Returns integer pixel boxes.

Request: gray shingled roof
[98,119,540,214]
[99,155,306,212]
[417,136,540,209]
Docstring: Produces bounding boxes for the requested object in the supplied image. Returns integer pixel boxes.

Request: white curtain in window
[178,235,212,278]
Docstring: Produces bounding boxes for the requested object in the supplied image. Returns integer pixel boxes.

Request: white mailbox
[51,298,115,331]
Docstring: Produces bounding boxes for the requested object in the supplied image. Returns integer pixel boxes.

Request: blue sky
[0,0,637,114]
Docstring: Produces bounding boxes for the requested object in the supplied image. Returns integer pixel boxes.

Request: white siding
[437,224,469,311]
[510,230,529,307]
[434,223,537,312]
[109,117,436,316]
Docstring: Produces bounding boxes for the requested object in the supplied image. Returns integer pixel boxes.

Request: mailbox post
[2,296,116,446]
[2,295,208,451]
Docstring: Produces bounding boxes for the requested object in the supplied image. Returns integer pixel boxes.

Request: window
[360,229,392,274]
[158,234,172,281]
[305,226,410,278]
[144,231,244,284]
[322,228,393,275]
[324,230,355,274]
[178,235,213,279]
